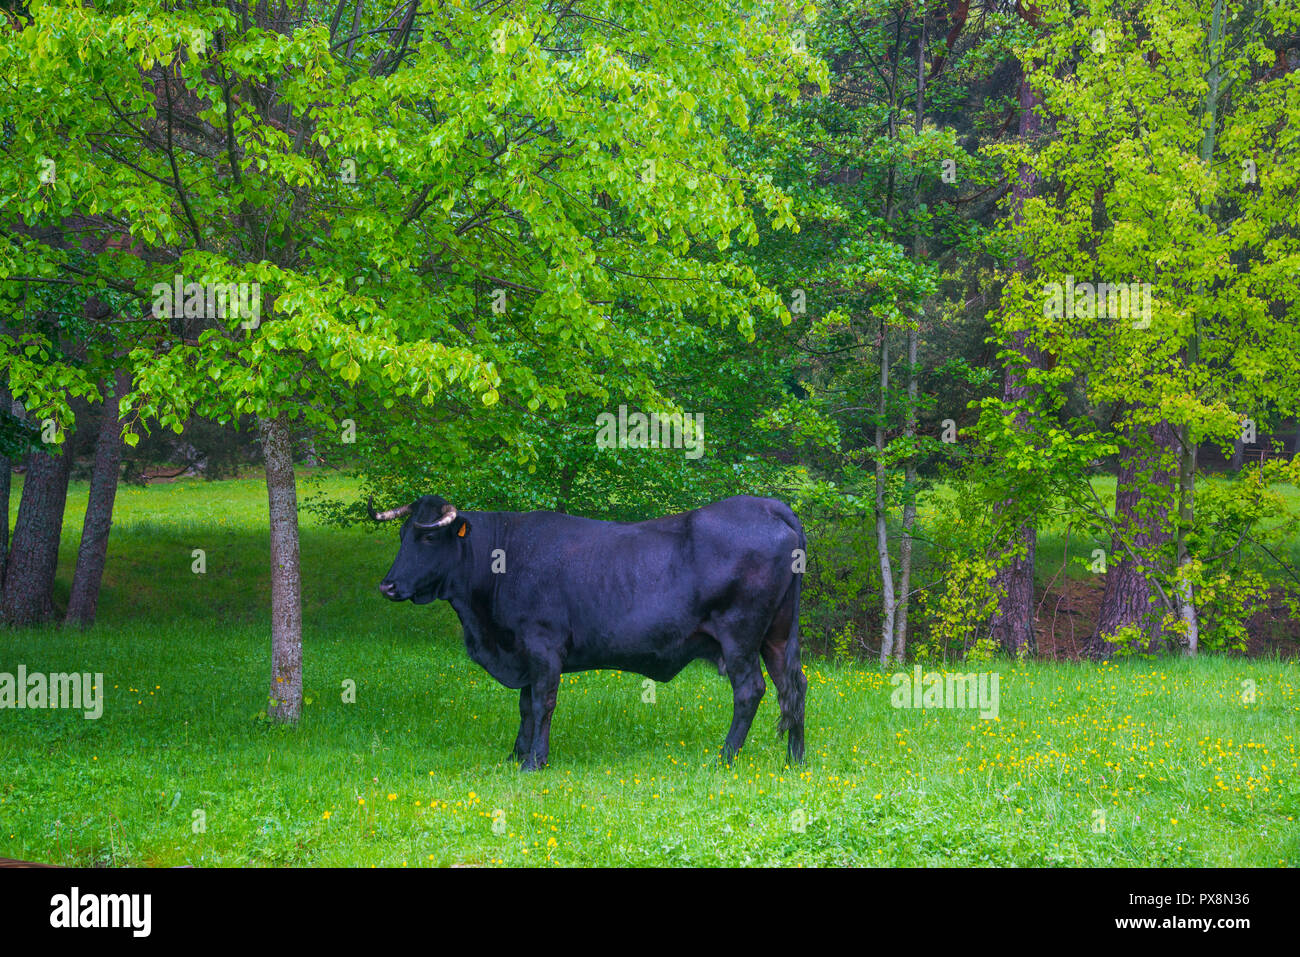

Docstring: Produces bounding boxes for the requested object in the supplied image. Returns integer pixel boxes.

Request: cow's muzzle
[379,580,402,600]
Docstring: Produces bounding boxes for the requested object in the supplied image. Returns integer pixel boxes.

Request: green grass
[0,473,1296,866]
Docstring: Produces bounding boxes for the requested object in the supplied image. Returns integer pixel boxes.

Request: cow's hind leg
[761,639,788,716]
[762,636,805,764]
[762,576,806,765]
[511,686,534,761]
[720,655,765,765]
[769,643,806,765]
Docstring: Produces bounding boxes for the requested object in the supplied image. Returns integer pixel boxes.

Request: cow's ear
[457,519,470,538]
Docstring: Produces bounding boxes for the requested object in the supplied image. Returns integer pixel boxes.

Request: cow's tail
[776,526,807,764]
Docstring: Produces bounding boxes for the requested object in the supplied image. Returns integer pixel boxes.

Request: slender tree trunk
[0,382,10,590]
[554,461,576,515]
[0,453,9,591]
[894,323,918,664]
[1088,418,1177,656]
[1230,435,1244,472]
[65,369,130,628]
[874,20,905,667]
[1175,430,1200,655]
[989,69,1043,657]
[260,415,303,723]
[892,18,927,666]
[2,445,72,626]
[1173,0,1226,657]
[876,331,897,665]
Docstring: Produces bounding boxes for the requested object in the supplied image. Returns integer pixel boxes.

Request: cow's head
[370,495,468,604]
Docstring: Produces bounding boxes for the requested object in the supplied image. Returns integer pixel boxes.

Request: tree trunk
[989,68,1043,657]
[1088,418,1177,657]
[65,369,130,628]
[1175,429,1200,655]
[876,332,897,665]
[989,521,1037,654]
[1173,0,1225,657]
[0,382,10,590]
[2,446,72,626]
[892,13,927,667]
[874,18,907,666]
[554,461,576,515]
[0,451,9,591]
[260,414,303,723]
[893,322,918,665]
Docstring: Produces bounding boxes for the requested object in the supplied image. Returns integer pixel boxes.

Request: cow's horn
[368,496,413,522]
[413,503,458,529]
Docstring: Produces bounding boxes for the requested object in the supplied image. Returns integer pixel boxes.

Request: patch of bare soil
[1033,577,1104,660]
[1241,591,1300,660]
[137,466,196,484]
[1033,580,1300,660]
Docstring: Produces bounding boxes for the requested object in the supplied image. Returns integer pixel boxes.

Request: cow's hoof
[519,757,547,772]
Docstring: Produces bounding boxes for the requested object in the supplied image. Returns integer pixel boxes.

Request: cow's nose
[379,580,398,598]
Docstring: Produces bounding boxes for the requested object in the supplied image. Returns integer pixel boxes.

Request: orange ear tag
[457,523,467,537]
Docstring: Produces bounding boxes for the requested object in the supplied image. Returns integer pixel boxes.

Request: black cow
[370,494,807,770]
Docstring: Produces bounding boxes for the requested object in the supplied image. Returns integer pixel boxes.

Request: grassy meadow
[0,473,1296,866]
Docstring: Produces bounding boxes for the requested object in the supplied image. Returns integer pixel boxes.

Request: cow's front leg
[511,686,534,761]
[520,660,561,771]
